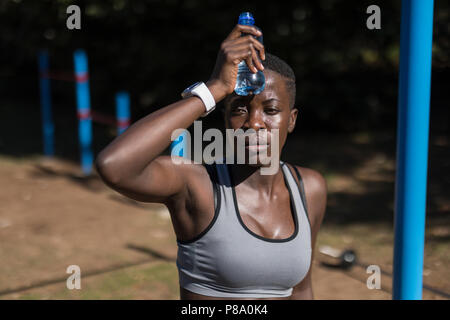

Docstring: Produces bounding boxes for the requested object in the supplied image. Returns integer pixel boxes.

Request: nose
[243,108,266,131]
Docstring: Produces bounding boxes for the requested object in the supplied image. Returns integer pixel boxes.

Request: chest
[233,185,296,240]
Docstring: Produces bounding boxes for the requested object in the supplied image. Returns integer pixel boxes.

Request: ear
[287,107,298,133]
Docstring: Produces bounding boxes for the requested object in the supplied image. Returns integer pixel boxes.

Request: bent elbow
[95,153,123,186]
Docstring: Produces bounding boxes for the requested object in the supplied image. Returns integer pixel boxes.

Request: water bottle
[234,12,265,96]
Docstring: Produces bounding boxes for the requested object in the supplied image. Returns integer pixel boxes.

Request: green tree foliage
[0,0,448,132]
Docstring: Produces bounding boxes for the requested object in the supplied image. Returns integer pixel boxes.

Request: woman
[96,24,327,300]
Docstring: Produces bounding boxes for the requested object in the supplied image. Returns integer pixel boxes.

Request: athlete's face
[224,70,298,167]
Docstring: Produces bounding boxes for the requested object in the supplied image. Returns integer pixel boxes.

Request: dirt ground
[0,153,448,300]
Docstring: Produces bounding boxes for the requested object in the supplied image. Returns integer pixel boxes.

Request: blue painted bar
[393,0,434,300]
[115,92,130,135]
[73,49,93,176]
[38,50,54,156]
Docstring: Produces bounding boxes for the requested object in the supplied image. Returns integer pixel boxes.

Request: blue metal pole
[115,92,130,135]
[393,0,434,300]
[74,50,93,176]
[38,50,54,156]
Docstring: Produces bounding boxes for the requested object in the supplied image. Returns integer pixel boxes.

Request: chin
[245,152,278,167]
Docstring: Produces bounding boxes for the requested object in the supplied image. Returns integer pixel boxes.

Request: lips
[243,134,271,146]
[244,137,270,151]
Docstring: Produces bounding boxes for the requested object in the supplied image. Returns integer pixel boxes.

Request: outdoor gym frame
[38,0,435,300]
[38,49,130,175]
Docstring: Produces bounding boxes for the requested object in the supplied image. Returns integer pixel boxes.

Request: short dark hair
[223,53,296,110]
[263,53,296,109]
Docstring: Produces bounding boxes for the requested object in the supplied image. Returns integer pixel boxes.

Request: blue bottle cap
[238,12,255,25]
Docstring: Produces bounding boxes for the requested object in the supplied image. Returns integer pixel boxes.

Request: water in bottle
[234,12,265,96]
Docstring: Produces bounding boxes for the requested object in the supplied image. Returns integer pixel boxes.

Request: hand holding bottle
[208,23,265,101]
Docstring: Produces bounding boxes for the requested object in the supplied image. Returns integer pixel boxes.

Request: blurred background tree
[0,0,448,138]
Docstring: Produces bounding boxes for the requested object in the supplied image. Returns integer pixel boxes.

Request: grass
[9,261,179,300]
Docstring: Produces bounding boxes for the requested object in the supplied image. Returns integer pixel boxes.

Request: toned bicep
[101,155,188,203]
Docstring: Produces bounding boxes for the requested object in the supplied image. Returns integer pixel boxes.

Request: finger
[249,44,264,72]
[224,35,265,61]
[227,48,255,72]
[234,43,263,72]
[249,36,265,61]
[229,35,265,53]
[255,37,265,61]
[224,24,262,41]
[244,45,258,73]
[225,48,248,64]
[228,42,263,73]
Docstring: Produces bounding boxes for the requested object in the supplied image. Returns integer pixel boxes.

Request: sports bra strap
[284,163,311,226]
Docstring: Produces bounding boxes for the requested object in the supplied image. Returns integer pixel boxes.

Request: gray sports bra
[176,161,312,298]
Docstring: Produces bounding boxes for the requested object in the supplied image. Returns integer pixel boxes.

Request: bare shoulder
[295,166,327,199]
[293,165,327,232]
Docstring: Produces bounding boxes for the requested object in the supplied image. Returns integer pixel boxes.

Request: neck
[228,161,283,196]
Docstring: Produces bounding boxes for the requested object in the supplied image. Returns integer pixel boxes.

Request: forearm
[96,22,264,185]
[96,80,226,182]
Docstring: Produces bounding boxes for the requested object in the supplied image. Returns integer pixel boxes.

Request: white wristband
[181,82,216,117]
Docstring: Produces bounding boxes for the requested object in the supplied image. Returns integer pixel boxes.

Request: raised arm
[95,24,265,204]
